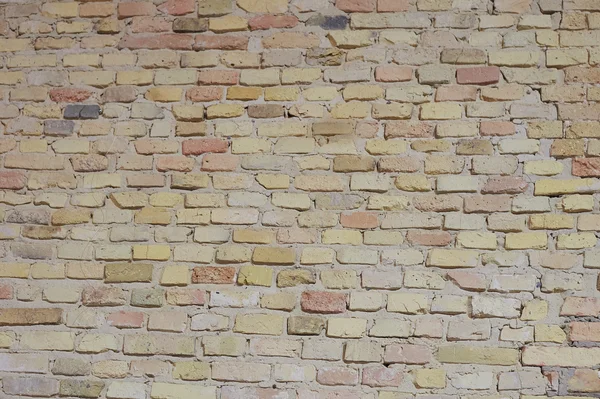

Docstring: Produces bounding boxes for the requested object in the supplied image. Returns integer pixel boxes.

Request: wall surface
[1,0,600,397]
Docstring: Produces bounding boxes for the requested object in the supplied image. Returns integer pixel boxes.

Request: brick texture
[0,0,599,397]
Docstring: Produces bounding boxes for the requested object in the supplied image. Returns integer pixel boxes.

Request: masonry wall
[1,0,600,397]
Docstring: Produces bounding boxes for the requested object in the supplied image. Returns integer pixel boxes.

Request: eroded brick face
[0,0,599,397]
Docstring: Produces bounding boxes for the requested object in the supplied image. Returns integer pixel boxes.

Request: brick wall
[0,0,600,397]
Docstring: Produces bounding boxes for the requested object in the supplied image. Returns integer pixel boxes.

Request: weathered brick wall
[1,0,600,397]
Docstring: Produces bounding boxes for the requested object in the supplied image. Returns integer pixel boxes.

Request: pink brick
[249,15,299,30]
[482,177,528,194]
[301,291,346,314]
[570,322,600,342]
[317,367,358,386]
[107,311,145,328]
[561,297,600,316]
[157,0,195,15]
[340,212,379,229]
[336,0,376,12]
[49,88,92,103]
[375,66,413,82]
[187,86,223,102]
[406,231,452,246]
[118,2,156,19]
[362,366,403,387]
[119,34,194,50]
[156,156,195,172]
[192,267,235,284]
[182,138,229,155]
[457,66,501,85]
[480,121,515,136]
[0,284,13,300]
[0,171,26,190]
[377,0,409,11]
[447,271,487,291]
[573,157,600,177]
[436,85,478,101]
[131,17,172,33]
[464,195,512,213]
[202,154,238,171]
[194,35,249,50]
[383,344,431,364]
[198,70,239,86]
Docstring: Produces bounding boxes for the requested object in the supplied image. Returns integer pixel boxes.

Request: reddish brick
[317,367,358,386]
[569,322,600,342]
[187,86,223,102]
[375,66,413,82]
[464,195,512,213]
[573,158,600,177]
[0,171,26,190]
[131,17,172,33]
[457,66,501,85]
[198,70,239,86]
[482,177,528,194]
[480,121,515,136]
[157,0,195,15]
[0,284,13,300]
[194,35,249,50]
[156,156,195,172]
[436,85,478,102]
[336,0,376,12]
[49,88,92,103]
[568,369,600,392]
[80,3,115,17]
[107,311,145,328]
[119,34,194,50]
[561,297,600,317]
[362,366,403,387]
[383,344,431,364]
[118,2,156,19]
[378,0,409,11]
[340,212,379,229]
[249,15,299,30]
[447,271,487,291]
[182,138,229,155]
[192,266,236,284]
[202,154,238,171]
[301,291,346,314]
[406,231,452,246]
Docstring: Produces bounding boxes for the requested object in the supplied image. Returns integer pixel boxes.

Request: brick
[457,66,501,85]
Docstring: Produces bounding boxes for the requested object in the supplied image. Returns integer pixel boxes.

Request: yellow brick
[331,102,371,119]
[70,71,114,87]
[117,70,153,85]
[0,262,30,278]
[207,104,244,119]
[304,87,338,101]
[227,86,262,101]
[281,68,321,84]
[535,179,599,196]
[529,214,574,230]
[535,324,566,343]
[252,247,295,265]
[145,87,182,102]
[265,87,299,101]
[133,245,171,261]
[505,233,548,250]
[237,265,273,286]
[0,39,32,52]
[160,265,189,286]
[420,103,462,120]
[63,54,99,67]
[20,139,47,153]
[563,194,594,212]
[322,230,362,245]
[366,139,407,155]
[209,16,248,32]
[456,232,497,249]
[557,233,597,249]
[326,318,367,338]
[412,369,446,389]
[524,160,563,176]
[42,2,78,18]
[233,314,283,335]
[437,345,518,365]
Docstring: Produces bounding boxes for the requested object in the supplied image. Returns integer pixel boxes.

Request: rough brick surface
[0,0,598,396]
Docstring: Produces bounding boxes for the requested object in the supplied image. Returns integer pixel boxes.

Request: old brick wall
[1,0,600,397]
